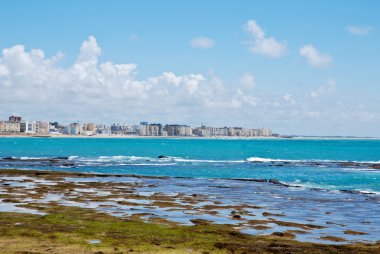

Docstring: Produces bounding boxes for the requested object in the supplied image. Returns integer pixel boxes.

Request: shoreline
[0,133,379,140]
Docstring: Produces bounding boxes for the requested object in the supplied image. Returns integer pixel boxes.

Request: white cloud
[283,94,295,105]
[347,26,373,36]
[76,35,101,66]
[190,37,215,49]
[239,73,255,89]
[310,78,336,98]
[0,36,265,124]
[244,20,287,58]
[0,65,9,76]
[299,44,332,68]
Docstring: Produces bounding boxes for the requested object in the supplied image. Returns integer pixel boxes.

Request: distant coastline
[0,133,378,140]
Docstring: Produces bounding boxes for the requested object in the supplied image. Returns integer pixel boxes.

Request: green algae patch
[0,205,379,254]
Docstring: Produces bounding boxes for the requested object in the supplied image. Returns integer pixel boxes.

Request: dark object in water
[158,155,169,159]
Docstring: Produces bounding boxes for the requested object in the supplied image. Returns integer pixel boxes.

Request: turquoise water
[1,137,380,193]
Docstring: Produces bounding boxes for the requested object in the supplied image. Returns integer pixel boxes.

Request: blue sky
[0,0,379,136]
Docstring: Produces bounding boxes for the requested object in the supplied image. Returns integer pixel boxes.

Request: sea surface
[1,137,380,243]
[1,137,379,194]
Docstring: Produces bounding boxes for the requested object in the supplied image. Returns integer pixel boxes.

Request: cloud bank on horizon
[0,17,378,136]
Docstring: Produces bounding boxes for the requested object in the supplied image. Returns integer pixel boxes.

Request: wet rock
[268,179,291,187]
[252,225,271,230]
[210,185,233,189]
[326,221,346,227]
[271,231,295,239]
[339,189,363,195]
[344,230,368,235]
[247,220,270,225]
[338,162,360,168]
[231,212,241,219]
[2,157,16,161]
[232,178,267,183]
[262,212,285,217]
[190,219,212,225]
[2,198,20,203]
[320,236,346,242]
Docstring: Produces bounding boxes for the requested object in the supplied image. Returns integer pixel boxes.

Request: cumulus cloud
[0,36,264,124]
[283,94,295,105]
[190,37,215,49]
[299,44,332,68]
[309,78,336,98]
[244,20,287,58]
[239,73,255,89]
[347,26,373,36]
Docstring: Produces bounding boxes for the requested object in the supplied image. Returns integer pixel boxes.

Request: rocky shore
[0,169,379,253]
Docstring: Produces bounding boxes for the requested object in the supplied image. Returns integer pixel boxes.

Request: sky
[0,0,379,136]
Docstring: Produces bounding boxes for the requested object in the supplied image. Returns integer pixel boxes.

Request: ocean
[1,137,380,243]
[1,137,379,193]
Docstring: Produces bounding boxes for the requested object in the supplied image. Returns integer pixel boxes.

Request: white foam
[246,157,299,163]
[173,158,245,163]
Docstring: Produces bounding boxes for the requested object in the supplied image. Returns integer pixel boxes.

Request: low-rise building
[20,121,36,134]
[64,123,80,135]
[36,121,50,134]
[0,121,21,133]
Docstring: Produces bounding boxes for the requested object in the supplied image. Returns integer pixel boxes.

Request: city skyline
[0,1,379,136]
[0,114,273,137]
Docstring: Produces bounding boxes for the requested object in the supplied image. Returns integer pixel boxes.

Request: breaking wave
[245,156,380,170]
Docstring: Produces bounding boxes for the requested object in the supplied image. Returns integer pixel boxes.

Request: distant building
[193,126,211,137]
[64,123,80,135]
[96,124,111,135]
[0,121,21,133]
[9,115,22,122]
[165,125,192,136]
[192,125,272,137]
[258,128,272,137]
[86,123,96,132]
[20,121,36,134]
[35,121,50,134]
[139,123,163,136]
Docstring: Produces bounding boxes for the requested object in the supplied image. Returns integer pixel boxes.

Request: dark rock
[190,219,212,225]
[2,157,15,161]
[268,179,291,187]
[339,189,363,195]
[232,178,267,182]
[268,179,281,184]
